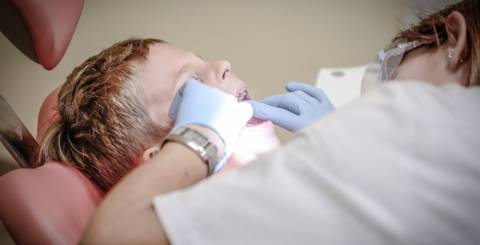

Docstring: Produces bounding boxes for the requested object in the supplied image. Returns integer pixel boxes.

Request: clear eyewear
[377,41,424,83]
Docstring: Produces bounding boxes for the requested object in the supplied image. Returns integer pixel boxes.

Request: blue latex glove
[168,79,253,171]
[246,82,334,132]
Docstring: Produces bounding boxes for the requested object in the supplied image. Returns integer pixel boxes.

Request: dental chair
[0,0,105,244]
[0,88,104,244]
[0,162,103,244]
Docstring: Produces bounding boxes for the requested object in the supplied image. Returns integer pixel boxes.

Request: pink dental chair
[0,89,104,244]
[0,162,103,244]
[0,0,105,244]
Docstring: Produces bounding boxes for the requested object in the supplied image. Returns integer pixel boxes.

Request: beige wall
[0,0,404,172]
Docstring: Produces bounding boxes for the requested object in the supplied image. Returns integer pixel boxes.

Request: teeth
[237,89,247,102]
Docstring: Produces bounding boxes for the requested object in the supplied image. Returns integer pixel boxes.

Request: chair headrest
[0,162,103,244]
[0,88,105,244]
[37,87,60,144]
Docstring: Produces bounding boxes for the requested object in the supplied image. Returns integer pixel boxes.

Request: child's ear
[141,144,161,163]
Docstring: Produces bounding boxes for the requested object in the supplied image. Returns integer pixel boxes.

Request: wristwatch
[162,126,219,176]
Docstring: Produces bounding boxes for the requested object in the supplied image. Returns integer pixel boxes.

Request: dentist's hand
[246,82,334,132]
[168,79,253,172]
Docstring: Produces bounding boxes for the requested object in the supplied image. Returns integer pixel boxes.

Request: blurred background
[0,0,405,173]
[0,0,460,243]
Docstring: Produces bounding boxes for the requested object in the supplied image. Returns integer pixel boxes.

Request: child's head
[40,38,249,191]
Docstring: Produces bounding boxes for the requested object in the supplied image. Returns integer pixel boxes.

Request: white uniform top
[153,81,480,245]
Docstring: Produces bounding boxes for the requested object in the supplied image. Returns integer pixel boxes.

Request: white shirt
[153,81,480,245]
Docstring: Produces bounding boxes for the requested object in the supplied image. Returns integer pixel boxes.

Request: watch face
[168,126,218,175]
[191,133,207,145]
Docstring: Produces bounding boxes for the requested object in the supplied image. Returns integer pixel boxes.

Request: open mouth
[236,88,250,102]
[237,88,266,127]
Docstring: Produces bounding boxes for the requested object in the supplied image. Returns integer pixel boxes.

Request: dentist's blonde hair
[40,38,167,192]
[394,0,479,86]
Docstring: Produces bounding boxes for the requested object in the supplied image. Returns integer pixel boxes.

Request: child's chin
[230,120,279,164]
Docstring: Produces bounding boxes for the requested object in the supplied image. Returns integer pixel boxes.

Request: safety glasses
[376,41,424,83]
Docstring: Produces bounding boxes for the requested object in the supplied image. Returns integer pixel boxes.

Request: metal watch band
[162,126,219,176]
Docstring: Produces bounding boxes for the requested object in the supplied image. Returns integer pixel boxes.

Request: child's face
[138,43,279,167]
[138,43,250,129]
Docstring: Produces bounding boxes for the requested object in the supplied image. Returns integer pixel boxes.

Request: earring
[447,49,454,60]
[447,49,465,64]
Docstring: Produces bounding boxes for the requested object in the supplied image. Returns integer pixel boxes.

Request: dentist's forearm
[82,141,209,245]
